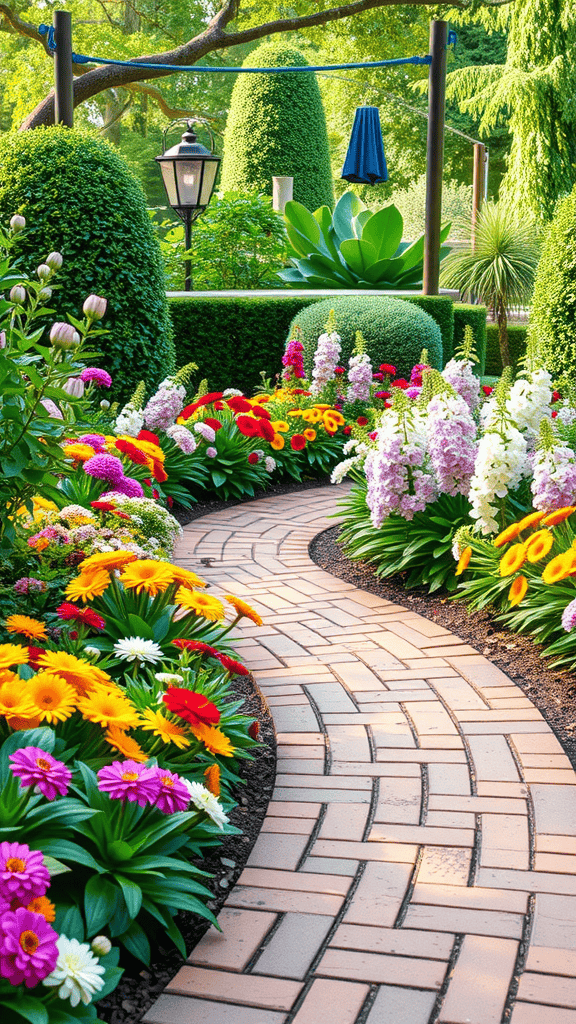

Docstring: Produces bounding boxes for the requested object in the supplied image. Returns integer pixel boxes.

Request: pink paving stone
[319,802,371,841]
[525,945,576,974]
[467,734,521,781]
[315,947,447,988]
[329,923,454,960]
[341,861,412,927]
[165,967,302,1011]
[290,978,370,1024]
[536,834,576,854]
[225,886,344,916]
[530,784,576,835]
[438,935,519,1024]
[534,852,576,873]
[427,764,472,795]
[262,816,318,833]
[247,832,311,870]
[143,995,287,1024]
[189,908,277,971]
[252,913,333,979]
[477,866,576,896]
[311,838,419,864]
[516,972,576,1008]
[510,1005,576,1024]
[479,814,530,870]
[417,847,472,886]
[238,868,351,896]
[532,893,576,948]
[369,824,476,847]
[410,882,528,914]
[373,777,422,824]
[402,904,525,939]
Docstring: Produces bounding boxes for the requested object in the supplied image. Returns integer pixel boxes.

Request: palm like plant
[440,202,541,368]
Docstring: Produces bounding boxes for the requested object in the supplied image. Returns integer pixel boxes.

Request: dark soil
[311,525,576,771]
[97,674,276,1024]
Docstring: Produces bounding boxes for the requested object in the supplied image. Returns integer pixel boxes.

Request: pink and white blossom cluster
[311,330,341,395]
[347,352,373,402]
[531,444,576,511]
[426,393,478,496]
[365,409,436,526]
[442,358,480,412]
[143,378,186,432]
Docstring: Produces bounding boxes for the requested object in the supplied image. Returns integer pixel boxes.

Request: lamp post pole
[184,214,192,292]
[423,19,447,296]
[53,10,74,127]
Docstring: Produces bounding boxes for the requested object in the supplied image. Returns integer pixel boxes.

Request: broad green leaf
[42,840,104,874]
[332,192,365,244]
[84,875,120,936]
[361,205,404,259]
[127,613,155,640]
[55,904,85,942]
[119,920,151,965]
[0,997,49,1024]
[284,201,321,249]
[340,238,379,277]
[116,875,143,918]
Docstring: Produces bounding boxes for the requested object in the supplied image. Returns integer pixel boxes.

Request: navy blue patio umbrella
[341,106,388,184]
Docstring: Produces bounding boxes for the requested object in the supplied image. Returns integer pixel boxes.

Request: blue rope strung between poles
[38,23,432,71]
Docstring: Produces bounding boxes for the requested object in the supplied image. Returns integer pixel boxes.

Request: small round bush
[288,296,443,378]
[529,185,576,380]
[0,126,174,401]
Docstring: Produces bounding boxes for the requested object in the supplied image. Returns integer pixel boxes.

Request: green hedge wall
[453,304,487,376]
[404,296,454,363]
[485,323,527,376]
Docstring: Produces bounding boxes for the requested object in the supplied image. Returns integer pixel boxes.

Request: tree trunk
[497,296,511,369]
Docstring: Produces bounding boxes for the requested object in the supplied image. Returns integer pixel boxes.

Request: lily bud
[83,294,107,321]
[62,377,85,398]
[100,399,111,411]
[46,251,63,271]
[90,936,112,957]
[38,287,53,302]
[10,285,26,305]
[0,331,6,349]
[50,322,80,350]
[37,264,52,282]
[9,214,25,234]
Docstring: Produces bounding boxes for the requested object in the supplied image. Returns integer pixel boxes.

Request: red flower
[258,419,276,443]
[552,391,561,402]
[380,391,391,400]
[151,461,168,484]
[384,401,392,409]
[152,488,160,499]
[357,416,369,426]
[167,496,174,508]
[391,378,409,389]
[380,364,397,376]
[27,646,46,669]
[173,639,219,656]
[482,385,493,396]
[57,602,82,621]
[226,396,252,413]
[69,630,79,641]
[252,405,272,421]
[369,431,378,440]
[552,409,558,418]
[162,687,221,726]
[248,452,259,465]
[111,510,131,520]
[248,721,260,739]
[372,372,383,381]
[293,389,311,396]
[236,415,260,437]
[143,479,151,486]
[343,426,352,436]
[138,430,160,446]
[115,439,148,465]
[180,392,225,419]
[216,653,249,676]
[79,608,106,630]
[91,501,115,512]
[204,417,223,431]
[334,366,346,375]
[291,434,307,451]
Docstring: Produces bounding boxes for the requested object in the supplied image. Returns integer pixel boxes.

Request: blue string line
[38,24,432,71]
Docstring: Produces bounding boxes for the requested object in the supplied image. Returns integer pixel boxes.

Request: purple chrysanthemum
[80,367,112,388]
[111,475,144,498]
[0,842,50,904]
[9,747,72,802]
[97,759,159,807]
[152,768,191,814]
[83,454,124,484]
[0,907,58,987]
[77,433,107,451]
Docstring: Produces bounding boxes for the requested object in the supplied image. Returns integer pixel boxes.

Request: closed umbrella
[341,106,388,184]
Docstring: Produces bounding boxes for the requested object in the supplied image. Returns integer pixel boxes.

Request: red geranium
[369,431,378,440]
[293,389,311,396]
[115,439,148,465]
[391,378,409,389]
[56,602,81,621]
[357,416,369,426]
[291,434,307,451]
[27,646,46,669]
[258,419,276,442]
[251,406,271,421]
[343,426,352,435]
[552,410,558,418]
[482,385,493,396]
[236,415,260,437]
[91,501,115,512]
[334,366,346,375]
[79,608,106,630]
[173,639,219,656]
[152,488,160,499]
[138,430,160,446]
[226,396,252,413]
[552,391,561,402]
[204,417,223,431]
[372,372,383,381]
[248,452,259,465]
[216,653,249,676]
[167,496,173,508]
[380,364,397,376]
[162,687,221,726]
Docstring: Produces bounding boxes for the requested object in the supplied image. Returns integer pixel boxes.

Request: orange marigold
[224,595,263,625]
[541,506,576,527]
[455,546,472,577]
[204,764,221,796]
[508,575,528,607]
[499,543,527,577]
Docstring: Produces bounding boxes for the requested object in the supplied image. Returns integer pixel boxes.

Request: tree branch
[0,3,51,52]
[123,80,224,126]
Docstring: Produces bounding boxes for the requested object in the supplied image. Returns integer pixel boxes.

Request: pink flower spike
[152,768,191,814]
[97,760,158,807]
[9,747,72,802]
[0,842,50,904]
[0,907,58,987]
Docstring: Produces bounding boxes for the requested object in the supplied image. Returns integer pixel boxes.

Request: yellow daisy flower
[28,672,77,724]
[63,444,96,462]
[65,570,111,604]
[5,616,47,641]
[169,566,207,591]
[119,560,175,596]
[78,688,142,730]
[300,409,322,424]
[0,644,29,670]
[191,722,234,757]
[140,708,190,749]
[270,420,289,433]
[0,680,38,719]
[499,543,527,577]
[303,428,317,442]
[224,595,263,626]
[36,651,115,697]
[508,575,528,607]
[104,725,147,762]
[79,550,138,573]
[455,546,472,577]
[176,589,225,621]
[524,529,554,563]
[542,551,576,585]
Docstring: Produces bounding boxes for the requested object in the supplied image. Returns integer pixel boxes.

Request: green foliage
[405,296,455,364]
[337,481,471,594]
[169,295,319,393]
[287,296,443,380]
[529,184,576,381]
[0,127,174,402]
[280,192,450,290]
[220,42,333,212]
[453,303,488,375]
[159,191,288,291]
[485,322,527,375]
[390,176,473,241]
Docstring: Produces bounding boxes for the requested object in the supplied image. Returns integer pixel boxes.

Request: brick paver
[144,485,576,1024]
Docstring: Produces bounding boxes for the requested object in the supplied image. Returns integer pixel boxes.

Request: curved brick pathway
[145,485,576,1024]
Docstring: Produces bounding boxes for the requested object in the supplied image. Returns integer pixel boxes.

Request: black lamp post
[155,120,221,291]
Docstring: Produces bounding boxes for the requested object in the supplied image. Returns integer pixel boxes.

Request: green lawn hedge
[485,323,528,375]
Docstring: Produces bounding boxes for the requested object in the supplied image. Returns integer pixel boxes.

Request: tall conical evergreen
[221,42,334,211]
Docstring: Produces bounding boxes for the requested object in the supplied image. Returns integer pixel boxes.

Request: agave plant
[278,191,450,290]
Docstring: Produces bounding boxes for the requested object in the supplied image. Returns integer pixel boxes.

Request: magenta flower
[9,747,72,802]
[83,454,124,483]
[152,768,191,814]
[77,433,107,450]
[80,367,112,388]
[0,907,58,987]
[0,843,50,904]
[13,578,45,595]
[97,760,159,807]
[111,475,144,498]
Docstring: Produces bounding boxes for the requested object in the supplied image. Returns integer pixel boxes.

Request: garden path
[145,484,576,1024]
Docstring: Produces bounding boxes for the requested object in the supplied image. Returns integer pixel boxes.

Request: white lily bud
[38,287,53,302]
[90,935,112,957]
[10,285,26,305]
[37,264,52,282]
[50,322,80,350]
[62,377,85,398]
[9,215,25,234]
[83,294,107,321]
[46,251,63,271]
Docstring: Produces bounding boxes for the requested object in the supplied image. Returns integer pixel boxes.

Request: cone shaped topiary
[220,42,334,211]
[0,126,174,402]
[529,183,576,381]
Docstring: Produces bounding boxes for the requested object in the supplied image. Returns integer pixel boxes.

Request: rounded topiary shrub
[0,126,174,401]
[220,43,334,211]
[529,184,576,380]
[288,296,443,378]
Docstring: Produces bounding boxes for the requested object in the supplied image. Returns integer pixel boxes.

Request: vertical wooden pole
[472,142,486,247]
[423,19,447,295]
[54,10,74,127]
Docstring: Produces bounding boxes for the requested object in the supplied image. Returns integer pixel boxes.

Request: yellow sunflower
[79,550,138,573]
[119,560,175,596]
[508,575,528,607]
[542,551,576,585]
[525,529,554,563]
[499,543,527,577]
[4,616,47,641]
[455,546,472,577]
[541,506,576,527]
[191,722,234,757]
[516,510,547,532]
[204,764,221,796]
[36,651,114,697]
[493,522,523,548]
[65,570,111,604]
[139,708,190,749]
[0,680,37,719]
[28,672,77,724]
[0,644,29,669]
[104,725,147,762]
[176,589,225,621]
[78,688,142,730]
[169,566,207,591]
[224,595,263,626]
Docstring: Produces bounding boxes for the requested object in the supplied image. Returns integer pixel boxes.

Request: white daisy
[113,636,163,663]
[183,779,229,829]
[43,936,105,1007]
[155,672,184,685]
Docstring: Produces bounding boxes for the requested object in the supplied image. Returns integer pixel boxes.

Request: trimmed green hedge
[529,185,576,379]
[453,304,487,375]
[485,323,527,375]
[405,296,454,363]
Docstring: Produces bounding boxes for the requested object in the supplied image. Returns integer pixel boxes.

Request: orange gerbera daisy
[541,506,576,527]
[169,566,207,591]
[36,651,114,697]
[28,672,77,723]
[4,616,47,641]
[26,896,56,922]
[524,529,554,563]
[508,575,528,607]
[119,560,175,596]
[0,644,29,669]
[176,589,225,621]
[270,420,289,433]
[65,570,111,604]
[79,550,138,573]
[455,546,472,577]
[499,543,527,577]
[191,722,234,757]
[140,708,190,749]
[300,409,322,424]
[271,434,285,450]
[224,596,263,626]
[104,725,147,762]
[515,510,547,532]
[204,764,221,796]
[493,522,523,548]
[542,551,576,585]
[303,429,317,442]
[0,680,37,719]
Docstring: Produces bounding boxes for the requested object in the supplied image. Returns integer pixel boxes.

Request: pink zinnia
[0,843,50,904]
[0,907,58,987]
[152,768,190,814]
[80,367,112,387]
[84,454,124,484]
[97,760,158,808]
[9,748,72,802]
[77,433,107,450]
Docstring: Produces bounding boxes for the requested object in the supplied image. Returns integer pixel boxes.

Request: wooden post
[423,20,447,295]
[472,142,486,247]
[54,10,74,127]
